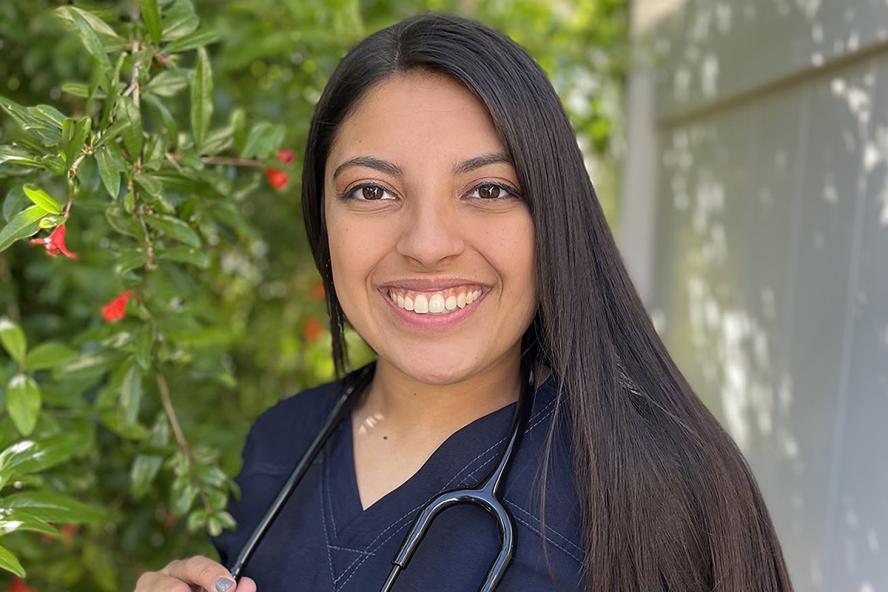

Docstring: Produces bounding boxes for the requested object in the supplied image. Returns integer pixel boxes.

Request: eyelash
[336,181,522,203]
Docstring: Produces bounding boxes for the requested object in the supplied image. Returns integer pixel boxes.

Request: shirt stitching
[509,510,583,564]
[503,498,584,556]
[333,400,558,590]
[329,544,374,556]
[319,447,337,585]
[324,442,338,539]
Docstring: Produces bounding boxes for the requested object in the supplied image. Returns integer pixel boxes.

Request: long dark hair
[300,11,793,592]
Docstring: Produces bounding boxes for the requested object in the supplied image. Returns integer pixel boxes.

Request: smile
[378,285,488,329]
[385,285,483,315]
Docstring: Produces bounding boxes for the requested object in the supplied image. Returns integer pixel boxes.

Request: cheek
[325,213,389,303]
[485,215,536,291]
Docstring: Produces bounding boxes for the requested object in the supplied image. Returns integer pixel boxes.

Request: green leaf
[0,96,64,146]
[66,6,112,71]
[144,94,179,148]
[94,117,131,149]
[3,187,28,223]
[115,247,147,275]
[22,184,62,215]
[117,96,143,158]
[60,116,92,165]
[95,144,126,199]
[6,373,41,436]
[0,318,26,365]
[144,214,201,248]
[133,324,155,369]
[0,509,58,537]
[190,47,213,150]
[61,82,106,99]
[171,482,197,516]
[130,454,162,499]
[105,205,143,239]
[134,173,163,197]
[55,6,125,50]
[157,244,209,269]
[0,146,42,169]
[140,0,162,45]
[144,68,190,97]
[0,205,45,252]
[120,362,142,426]
[230,108,247,153]
[161,0,199,40]
[201,126,233,155]
[33,104,67,129]
[0,490,108,524]
[162,29,221,54]
[26,341,77,371]
[0,433,83,488]
[0,544,25,578]
[241,121,285,159]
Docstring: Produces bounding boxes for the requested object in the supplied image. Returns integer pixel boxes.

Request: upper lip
[379,278,489,292]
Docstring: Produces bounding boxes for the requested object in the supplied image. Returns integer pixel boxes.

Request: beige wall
[620,1,888,590]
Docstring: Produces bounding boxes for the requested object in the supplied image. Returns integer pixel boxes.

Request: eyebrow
[331,151,514,180]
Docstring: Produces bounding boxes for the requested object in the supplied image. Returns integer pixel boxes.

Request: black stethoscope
[228,352,538,591]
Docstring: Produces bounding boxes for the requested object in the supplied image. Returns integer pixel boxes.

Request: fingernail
[215,577,236,592]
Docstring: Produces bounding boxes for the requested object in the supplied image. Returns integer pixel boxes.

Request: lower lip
[379,288,488,329]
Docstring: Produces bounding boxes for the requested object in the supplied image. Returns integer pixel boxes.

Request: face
[324,70,537,385]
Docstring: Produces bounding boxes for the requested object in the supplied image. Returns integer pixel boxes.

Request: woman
[136,11,795,592]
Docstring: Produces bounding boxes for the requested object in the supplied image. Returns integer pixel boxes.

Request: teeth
[386,287,483,315]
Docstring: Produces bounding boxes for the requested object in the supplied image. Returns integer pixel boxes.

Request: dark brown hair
[300,11,794,591]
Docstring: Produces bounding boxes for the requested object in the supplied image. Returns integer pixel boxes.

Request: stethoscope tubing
[230,355,536,590]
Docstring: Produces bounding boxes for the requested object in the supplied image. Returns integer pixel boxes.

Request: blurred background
[621,2,887,591]
[0,0,883,590]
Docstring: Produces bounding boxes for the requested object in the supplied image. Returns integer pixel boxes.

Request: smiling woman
[135,10,794,592]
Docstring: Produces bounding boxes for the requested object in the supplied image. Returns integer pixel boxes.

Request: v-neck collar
[322,370,559,550]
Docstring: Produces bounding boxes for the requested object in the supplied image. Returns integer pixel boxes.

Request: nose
[395,191,465,267]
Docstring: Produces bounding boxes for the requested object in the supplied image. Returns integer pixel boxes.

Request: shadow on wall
[624,1,888,591]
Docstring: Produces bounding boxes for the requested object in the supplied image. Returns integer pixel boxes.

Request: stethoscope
[228,352,538,591]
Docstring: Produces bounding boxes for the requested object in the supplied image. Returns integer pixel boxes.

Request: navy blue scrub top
[210,370,585,590]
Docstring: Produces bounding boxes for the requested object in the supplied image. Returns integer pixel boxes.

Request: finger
[134,571,193,592]
[161,556,238,592]
[236,577,257,592]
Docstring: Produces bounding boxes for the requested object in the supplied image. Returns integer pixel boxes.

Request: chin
[390,352,480,386]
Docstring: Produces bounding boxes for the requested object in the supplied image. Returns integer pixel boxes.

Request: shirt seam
[333,399,560,590]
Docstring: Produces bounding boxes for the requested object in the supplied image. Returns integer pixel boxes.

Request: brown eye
[469,182,520,201]
[478,184,501,199]
[361,185,385,200]
[338,183,395,201]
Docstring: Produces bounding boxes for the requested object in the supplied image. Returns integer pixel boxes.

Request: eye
[337,182,396,202]
[467,182,521,201]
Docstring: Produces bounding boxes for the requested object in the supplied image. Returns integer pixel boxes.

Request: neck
[353,346,526,442]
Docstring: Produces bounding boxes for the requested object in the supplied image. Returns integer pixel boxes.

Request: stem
[156,372,212,514]
[127,38,156,270]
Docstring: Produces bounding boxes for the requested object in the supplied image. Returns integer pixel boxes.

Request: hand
[135,555,258,592]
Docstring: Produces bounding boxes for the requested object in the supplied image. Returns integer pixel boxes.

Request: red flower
[303,317,324,343]
[9,577,38,592]
[276,148,295,163]
[310,280,325,300]
[29,224,78,259]
[264,168,289,190]
[101,290,134,323]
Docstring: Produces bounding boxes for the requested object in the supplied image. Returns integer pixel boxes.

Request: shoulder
[239,377,342,475]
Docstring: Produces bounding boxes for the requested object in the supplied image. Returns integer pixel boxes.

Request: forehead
[327,71,507,173]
